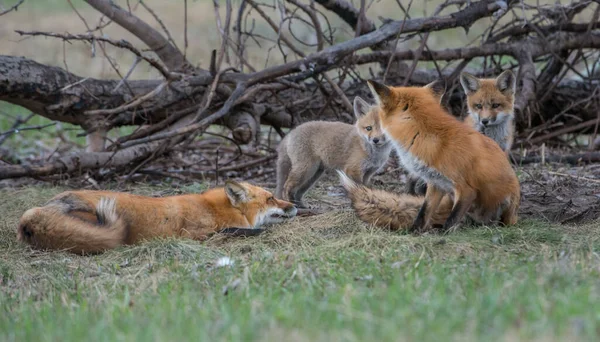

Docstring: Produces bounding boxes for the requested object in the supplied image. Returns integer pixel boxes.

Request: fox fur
[461,69,517,153]
[276,96,392,208]
[407,70,517,197]
[337,170,453,230]
[366,79,520,233]
[17,181,297,254]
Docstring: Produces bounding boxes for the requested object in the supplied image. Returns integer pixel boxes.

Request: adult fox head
[366,79,446,122]
[460,70,516,129]
[224,180,297,227]
[353,96,390,148]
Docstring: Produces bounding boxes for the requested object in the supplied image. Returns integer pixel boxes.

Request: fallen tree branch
[512,152,600,165]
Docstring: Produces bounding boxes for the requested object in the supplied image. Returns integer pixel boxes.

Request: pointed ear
[225,180,248,205]
[367,79,393,108]
[353,96,370,119]
[496,69,516,95]
[425,79,446,103]
[459,72,481,95]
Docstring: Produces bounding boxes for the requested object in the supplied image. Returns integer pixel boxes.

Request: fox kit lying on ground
[17,181,297,254]
[275,96,392,208]
[406,70,517,196]
[461,69,516,153]
[365,79,520,232]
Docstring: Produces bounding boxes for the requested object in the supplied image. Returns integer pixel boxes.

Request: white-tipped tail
[17,197,128,255]
[336,170,358,191]
[97,197,118,225]
[337,173,453,231]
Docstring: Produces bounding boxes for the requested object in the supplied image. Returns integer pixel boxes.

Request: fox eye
[267,196,275,202]
[403,103,409,111]
[475,104,483,109]
[365,126,372,131]
[492,103,501,109]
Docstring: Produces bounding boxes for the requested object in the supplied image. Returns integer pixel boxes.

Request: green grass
[1,186,599,341]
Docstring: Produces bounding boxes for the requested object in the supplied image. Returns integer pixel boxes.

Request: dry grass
[1,180,600,340]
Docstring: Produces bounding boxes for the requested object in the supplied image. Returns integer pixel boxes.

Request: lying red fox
[17,181,297,254]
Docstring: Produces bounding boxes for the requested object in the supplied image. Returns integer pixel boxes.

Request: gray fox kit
[275,96,392,208]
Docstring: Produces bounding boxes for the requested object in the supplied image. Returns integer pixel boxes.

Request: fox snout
[276,198,298,217]
[370,136,387,146]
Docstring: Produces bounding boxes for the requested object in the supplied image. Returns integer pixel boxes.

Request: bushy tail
[17,197,127,255]
[336,170,452,230]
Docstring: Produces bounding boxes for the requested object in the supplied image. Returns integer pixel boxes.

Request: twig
[0,113,35,145]
[118,83,247,149]
[0,0,24,17]
[84,0,192,72]
[383,0,412,83]
[184,0,188,59]
[512,152,600,165]
[547,171,600,185]
[140,0,180,52]
[15,30,180,81]
[85,81,170,116]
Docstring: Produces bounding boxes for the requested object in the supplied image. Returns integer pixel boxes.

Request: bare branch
[15,30,180,81]
[314,0,376,35]
[84,0,192,72]
[0,0,24,17]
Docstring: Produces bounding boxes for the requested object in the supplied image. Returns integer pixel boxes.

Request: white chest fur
[385,131,454,193]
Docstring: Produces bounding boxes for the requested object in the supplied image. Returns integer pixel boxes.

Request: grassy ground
[1,184,599,341]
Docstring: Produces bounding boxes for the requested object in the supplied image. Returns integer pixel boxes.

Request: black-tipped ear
[459,72,481,95]
[225,180,248,205]
[425,80,446,103]
[353,96,371,119]
[367,79,392,108]
[496,69,516,95]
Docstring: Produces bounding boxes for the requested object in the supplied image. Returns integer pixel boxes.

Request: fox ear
[496,69,516,95]
[353,96,370,119]
[367,79,393,108]
[225,180,248,205]
[425,79,446,103]
[460,72,480,95]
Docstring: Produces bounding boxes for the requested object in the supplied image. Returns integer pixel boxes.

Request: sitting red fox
[17,181,297,254]
[276,96,392,208]
[460,69,516,153]
[407,70,517,196]
[349,80,520,232]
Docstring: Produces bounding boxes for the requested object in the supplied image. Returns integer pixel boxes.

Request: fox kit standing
[367,80,520,232]
[460,70,516,153]
[276,96,392,208]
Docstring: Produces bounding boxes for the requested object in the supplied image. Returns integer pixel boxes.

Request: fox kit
[461,69,516,153]
[367,79,520,232]
[275,96,392,208]
[17,181,297,254]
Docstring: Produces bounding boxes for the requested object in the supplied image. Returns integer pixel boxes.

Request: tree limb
[84,0,193,72]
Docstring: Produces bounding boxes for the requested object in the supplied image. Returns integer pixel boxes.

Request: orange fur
[337,170,452,230]
[367,79,520,232]
[17,181,297,254]
[461,70,516,154]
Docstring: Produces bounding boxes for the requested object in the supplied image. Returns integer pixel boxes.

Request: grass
[1,185,600,341]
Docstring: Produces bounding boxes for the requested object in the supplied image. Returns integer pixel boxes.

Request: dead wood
[1,0,600,181]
